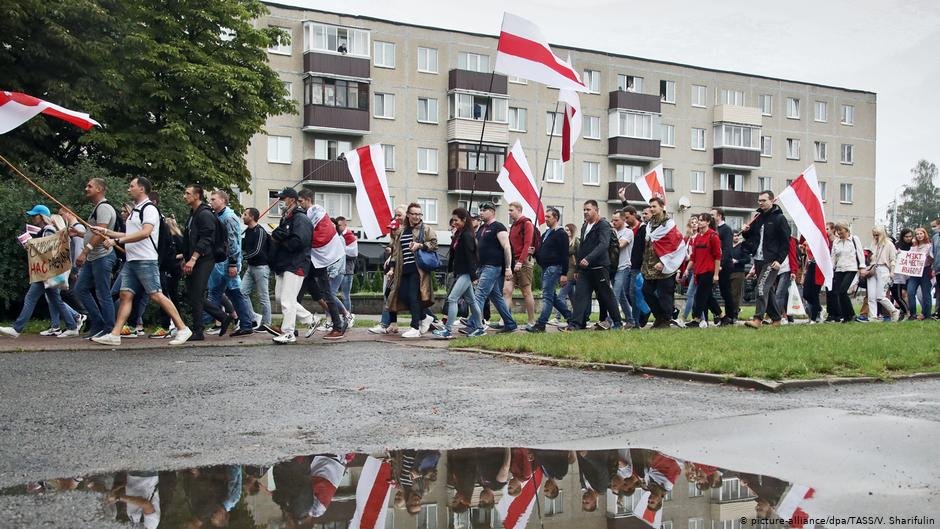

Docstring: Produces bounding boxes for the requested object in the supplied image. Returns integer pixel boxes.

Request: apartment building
[245,3,876,239]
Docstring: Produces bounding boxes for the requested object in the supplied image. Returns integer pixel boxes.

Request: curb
[448,347,940,392]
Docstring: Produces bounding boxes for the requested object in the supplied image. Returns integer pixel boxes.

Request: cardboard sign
[895,250,927,277]
[26,230,71,283]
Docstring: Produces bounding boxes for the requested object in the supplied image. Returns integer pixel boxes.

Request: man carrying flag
[642,197,686,329]
[741,190,791,328]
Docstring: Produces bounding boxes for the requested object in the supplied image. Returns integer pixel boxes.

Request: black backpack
[90,200,126,237]
[608,225,621,266]
[134,202,177,272]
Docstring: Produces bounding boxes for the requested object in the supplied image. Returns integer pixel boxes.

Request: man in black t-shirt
[472,202,517,332]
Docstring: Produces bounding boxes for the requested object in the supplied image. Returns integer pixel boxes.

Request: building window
[583,70,601,93]
[691,128,706,150]
[417,198,438,224]
[417,46,438,73]
[417,147,438,174]
[449,143,506,173]
[786,138,800,159]
[304,77,368,110]
[786,97,800,119]
[814,141,828,162]
[713,123,760,150]
[720,173,744,191]
[546,111,563,136]
[417,504,437,529]
[544,489,564,515]
[449,93,508,122]
[584,115,601,139]
[760,136,772,157]
[719,88,745,106]
[616,164,643,183]
[381,144,395,171]
[582,161,600,185]
[508,75,527,84]
[815,101,828,122]
[688,518,705,529]
[314,139,351,160]
[618,74,644,93]
[691,85,706,107]
[759,94,773,116]
[315,192,352,219]
[819,180,827,201]
[661,124,675,147]
[417,97,438,123]
[841,144,854,164]
[508,107,527,132]
[374,93,395,119]
[373,41,395,68]
[758,176,773,192]
[663,168,674,190]
[282,81,293,100]
[304,22,369,56]
[660,80,676,103]
[267,190,287,217]
[266,135,291,164]
[691,170,706,193]
[546,159,564,182]
[268,26,292,55]
[458,52,490,72]
[841,104,855,125]
[840,183,853,203]
[613,111,661,140]
[662,522,673,529]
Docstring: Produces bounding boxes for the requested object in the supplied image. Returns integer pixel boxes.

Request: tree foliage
[0,0,294,193]
[889,159,939,234]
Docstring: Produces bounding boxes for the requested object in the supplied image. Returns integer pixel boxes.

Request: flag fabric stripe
[776,165,832,289]
[503,152,545,225]
[494,13,588,93]
[0,91,99,134]
[496,139,545,225]
[648,218,686,276]
[559,88,581,163]
[350,457,393,529]
[346,144,394,240]
[635,164,665,203]
[496,467,543,529]
[497,32,583,87]
[633,490,663,528]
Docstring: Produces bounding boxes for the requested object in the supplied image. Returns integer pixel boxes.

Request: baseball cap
[479,201,496,211]
[26,204,51,217]
[277,187,298,200]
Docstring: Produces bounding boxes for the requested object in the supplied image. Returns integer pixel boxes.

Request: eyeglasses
[409,212,423,217]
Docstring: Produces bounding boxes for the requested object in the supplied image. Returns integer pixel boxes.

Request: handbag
[414,226,441,271]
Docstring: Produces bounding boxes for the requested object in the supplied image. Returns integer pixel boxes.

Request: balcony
[448,169,502,194]
[303,105,370,135]
[712,189,760,210]
[447,119,508,145]
[304,51,370,79]
[608,137,660,161]
[713,104,762,127]
[714,147,761,170]
[607,182,646,203]
[448,69,508,95]
[609,90,661,114]
[302,158,355,187]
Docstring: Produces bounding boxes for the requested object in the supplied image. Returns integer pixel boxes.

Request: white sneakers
[39,327,61,336]
[368,324,389,334]
[0,327,20,338]
[401,327,421,339]
[57,328,81,338]
[168,327,193,345]
[91,333,121,346]
[419,315,435,334]
[304,315,323,338]
[273,332,296,344]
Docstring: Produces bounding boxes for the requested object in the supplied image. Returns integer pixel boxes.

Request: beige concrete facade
[244,3,876,239]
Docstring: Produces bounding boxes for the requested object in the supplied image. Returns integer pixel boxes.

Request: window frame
[841,104,855,125]
[691,84,707,108]
[660,80,676,104]
[786,138,801,160]
[583,115,601,139]
[267,26,292,55]
[690,170,706,193]
[381,144,396,171]
[546,111,564,136]
[661,123,675,147]
[546,158,564,183]
[786,97,801,119]
[417,97,438,124]
[814,140,828,162]
[373,92,395,119]
[266,135,292,164]
[508,106,527,132]
[840,182,854,204]
[758,94,773,116]
[417,197,438,224]
[691,127,706,151]
[582,161,600,186]
[760,135,772,157]
[814,100,828,122]
[458,51,490,73]
[583,69,601,93]
[417,46,438,73]
[373,40,396,69]
[841,144,854,165]
[417,147,439,174]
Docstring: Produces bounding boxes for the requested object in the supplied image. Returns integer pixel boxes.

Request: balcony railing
[447,169,502,194]
[608,90,661,114]
[712,189,760,210]
[304,51,370,78]
[448,69,508,94]
[303,105,370,135]
[608,137,660,161]
[714,147,761,169]
[607,182,646,202]
[302,158,354,186]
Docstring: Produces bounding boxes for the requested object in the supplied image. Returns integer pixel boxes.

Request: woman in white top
[829,223,866,323]
[906,227,934,319]
[863,226,900,321]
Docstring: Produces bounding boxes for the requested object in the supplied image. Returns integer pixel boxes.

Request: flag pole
[467,71,497,214]
[535,100,561,219]
[0,153,98,233]
[257,157,341,218]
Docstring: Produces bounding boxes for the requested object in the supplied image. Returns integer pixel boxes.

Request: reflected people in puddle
[11,447,819,529]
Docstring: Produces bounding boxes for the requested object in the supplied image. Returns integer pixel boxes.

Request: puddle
[2,447,821,528]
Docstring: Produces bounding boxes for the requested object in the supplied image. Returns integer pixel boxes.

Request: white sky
[277,0,940,218]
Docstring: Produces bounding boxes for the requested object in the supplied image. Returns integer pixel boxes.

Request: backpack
[90,200,125,237]
[529,221,542,257]
[134,202,177,272]
[608,225,621,266]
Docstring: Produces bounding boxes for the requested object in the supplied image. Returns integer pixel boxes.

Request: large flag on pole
[0,91,99,134]
[773,484,815,529]
[494,13,588,93]
[495,467,543,529]
[496,139,545,225]
[559,88,581,163]
[635,163,666,204]
[349,457,393,529]
[345,145,394,239]
[776,165,832,289]
[632,490,663,528]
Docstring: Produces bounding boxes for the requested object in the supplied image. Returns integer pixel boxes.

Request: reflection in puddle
[5,447,820,528]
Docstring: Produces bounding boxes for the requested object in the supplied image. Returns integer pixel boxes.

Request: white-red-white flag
[632,490,663,528]
[309,455,347,518]
[774,484,815,529]
[496,139,545,225]
[494,13,588,93]
[0,91,99,134]
[349,457,393,529]
[635,164,666,204]
[559,88,581,163]
[647,217,687,276]
[345,144,394,240]
[495,467,543,529]
[776,165,832,289]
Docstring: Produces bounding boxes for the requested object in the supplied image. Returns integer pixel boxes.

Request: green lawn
[451,321,940,381]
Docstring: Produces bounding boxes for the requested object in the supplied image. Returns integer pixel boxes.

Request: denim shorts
[120,260,162,295]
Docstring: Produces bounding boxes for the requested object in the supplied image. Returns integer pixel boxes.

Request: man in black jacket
[269,187,315,344]
[528,207,572,332]
[563,200,622,331]
[181,184,231,340]
[710,207,736,325]
[741,191,791,327]
[241,207,272,332]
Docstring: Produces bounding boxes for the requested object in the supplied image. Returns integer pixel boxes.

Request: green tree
[892,160,939,234]
[0,0,294,194]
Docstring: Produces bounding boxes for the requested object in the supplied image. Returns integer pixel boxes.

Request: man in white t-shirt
[611,210,635,326]
[91,177,192,346]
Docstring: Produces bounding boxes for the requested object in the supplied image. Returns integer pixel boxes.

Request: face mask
[933,227,940,234]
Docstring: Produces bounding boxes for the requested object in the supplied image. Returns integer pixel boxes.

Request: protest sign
[26,230,71,283]
[895,250,927,277]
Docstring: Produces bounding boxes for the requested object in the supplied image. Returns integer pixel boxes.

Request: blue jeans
[682,275,697,320]
[340,274,353,313]
[907,274,933,317]
[240,264,271,325]
[613,267,634,325]
[75,252,117,334]
[538,265,572,326]
[446,274,481,332]
[328,272,350,316]
[474,265,516,329]
[15,282,76,333]
[208,262,254,330]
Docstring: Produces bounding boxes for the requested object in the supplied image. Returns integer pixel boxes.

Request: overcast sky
[280,0,940,218]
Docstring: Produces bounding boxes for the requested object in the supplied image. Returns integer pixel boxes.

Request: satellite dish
[678,195,692,210]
